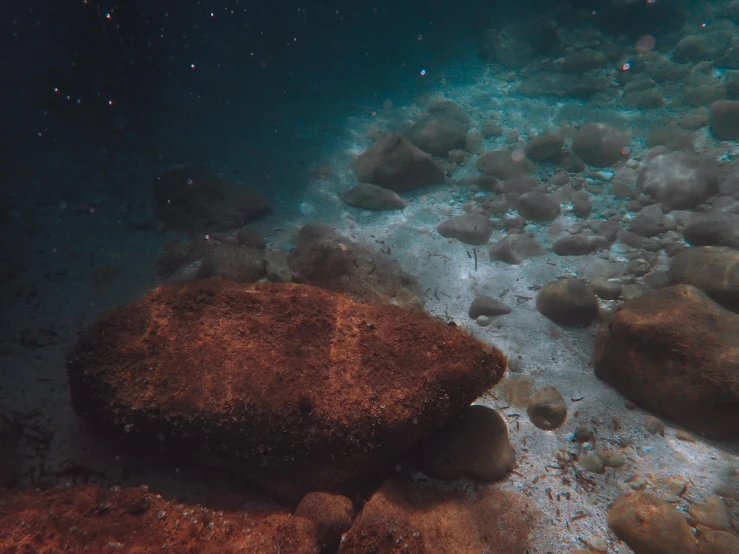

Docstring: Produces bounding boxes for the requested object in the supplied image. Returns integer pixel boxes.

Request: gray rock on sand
[468,295,512,318]
[489,234,545,265]
[638,152,719,209]
[350,133,445,192]
[341,183,408,210]
[572,123,630,167]
[437,213,493,245]
[524,133,565,161]
[517,192,561,222]
[669,246,739,312]
[593,285,739,439]
[406,101,471,157]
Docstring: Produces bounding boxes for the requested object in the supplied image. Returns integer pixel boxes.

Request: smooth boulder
[669,246,739,312]
[437,213,493,245]
[536,278,599,326]
[608,492,696,554]
[341,183,408,210]
[152,165,271,235]
[418,405,514,482]
[593,285,739,439]
[350,133,445,192]
[638,152,719,209]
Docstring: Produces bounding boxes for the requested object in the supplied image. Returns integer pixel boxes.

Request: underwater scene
[3,0,739,552]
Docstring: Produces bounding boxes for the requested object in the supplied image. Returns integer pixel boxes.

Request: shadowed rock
[536,278,599,326]
[418,405,514,482]
[67,281,506,500]
[287,223,423,309]
[437,213,493,245]
[406,101,471,157]
[638,152,719,209]
[350,134,445,192]
[152,164,271,235]
[340,183,408,210]
[594,285,739,439]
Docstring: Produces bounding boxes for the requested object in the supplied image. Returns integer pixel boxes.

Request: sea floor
[2,55,739,553]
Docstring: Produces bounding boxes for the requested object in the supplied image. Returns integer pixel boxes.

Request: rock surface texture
[0,484,320,553]
[67,280,506,499]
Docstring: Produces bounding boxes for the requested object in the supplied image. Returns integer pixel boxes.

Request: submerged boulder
[0,484,319,553]
[437,213,493,245]
[571,123,630,167]
[669,246,739,313]
[350,133,445,192]
[593,285,739,439]
[406,101,471,157]
[287,223,423,309]
[152,164,271,235]
[340,183,408,210]
[638,152,719,209]
[67,280,506,500]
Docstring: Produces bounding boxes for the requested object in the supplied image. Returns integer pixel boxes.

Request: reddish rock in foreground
[338,477,540,554]
[68,281,506,499]
[0,484,318,553]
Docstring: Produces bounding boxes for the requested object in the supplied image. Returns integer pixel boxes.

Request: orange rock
[68,281,506,500]
[295,492,354,552]
[608,492,696,554]
[339,477,540,553]
[0,484,318,553]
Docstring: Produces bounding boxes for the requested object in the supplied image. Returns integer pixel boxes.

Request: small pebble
[628,476,648,490]
[675,429,696,442]
[580,453,605,474]
[476,315,491,327]
[645,416,665,435]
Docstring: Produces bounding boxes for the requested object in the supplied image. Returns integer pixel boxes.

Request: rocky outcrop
[67,280,506,500]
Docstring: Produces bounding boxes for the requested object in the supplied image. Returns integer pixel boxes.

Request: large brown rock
[593,285,739,439]
[0,484,319,553]
[608,492,696,554]
[67,281,506,500]
[350,133,446,192]
[669,246,739,312]
[152,164,271,235]
[338,478,539,554]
